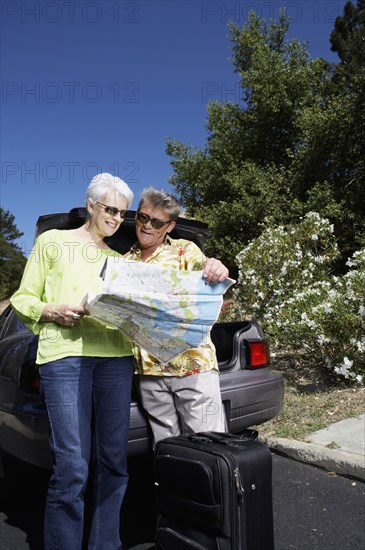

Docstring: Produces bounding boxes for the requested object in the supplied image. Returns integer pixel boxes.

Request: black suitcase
[154,431,274,550]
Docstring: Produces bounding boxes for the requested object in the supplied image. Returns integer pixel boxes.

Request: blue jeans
[39,356,134,550]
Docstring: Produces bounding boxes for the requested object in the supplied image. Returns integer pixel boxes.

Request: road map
[83,259,235,364]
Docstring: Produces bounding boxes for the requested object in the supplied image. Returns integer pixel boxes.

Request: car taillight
[249,341,270,368]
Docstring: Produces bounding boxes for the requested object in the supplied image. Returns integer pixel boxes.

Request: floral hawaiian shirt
[124,236,219,376]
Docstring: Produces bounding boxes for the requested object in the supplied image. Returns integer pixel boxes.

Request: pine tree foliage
[0,208,27,300]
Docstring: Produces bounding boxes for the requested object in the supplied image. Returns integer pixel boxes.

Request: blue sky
[1,0,347,254]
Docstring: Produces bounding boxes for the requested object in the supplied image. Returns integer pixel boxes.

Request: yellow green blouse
[124,236,219,376]
[11,229,132,365]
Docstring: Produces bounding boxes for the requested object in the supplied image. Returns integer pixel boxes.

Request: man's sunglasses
[136,211,171,229]
[97,202,126,218]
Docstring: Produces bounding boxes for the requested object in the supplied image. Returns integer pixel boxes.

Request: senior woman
[11,173,134,550]
[124,187,229,446]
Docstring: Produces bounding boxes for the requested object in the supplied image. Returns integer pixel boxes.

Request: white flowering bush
[234,212,365,383]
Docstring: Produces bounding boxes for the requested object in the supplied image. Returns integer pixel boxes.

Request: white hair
[86,173,134,208]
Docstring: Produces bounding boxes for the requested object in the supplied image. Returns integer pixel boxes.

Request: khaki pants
[136,369,227,446]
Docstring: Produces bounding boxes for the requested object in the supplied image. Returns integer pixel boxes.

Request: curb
[261,436,365,482]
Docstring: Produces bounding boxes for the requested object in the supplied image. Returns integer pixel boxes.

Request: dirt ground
[257,350,365,440]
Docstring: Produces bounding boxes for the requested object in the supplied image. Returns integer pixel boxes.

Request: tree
[166,10,333,269]
[0,208,27,300]
[289,74,365,263]
[166,8,365,272]
[292,0,365,260]
[330,0,365,79]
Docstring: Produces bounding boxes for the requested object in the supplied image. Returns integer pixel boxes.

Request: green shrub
[234,212,365,383]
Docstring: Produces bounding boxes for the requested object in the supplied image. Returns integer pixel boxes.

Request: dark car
[0,208,284,476]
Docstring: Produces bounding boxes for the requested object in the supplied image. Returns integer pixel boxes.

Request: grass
[256,350,365,441]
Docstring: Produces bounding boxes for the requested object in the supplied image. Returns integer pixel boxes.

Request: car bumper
[0,368,284,469]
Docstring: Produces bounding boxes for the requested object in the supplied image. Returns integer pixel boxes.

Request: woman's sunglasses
[136,211,171,229]
[97,202,126,218]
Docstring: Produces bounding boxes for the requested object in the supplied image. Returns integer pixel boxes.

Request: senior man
[124,187,229,445]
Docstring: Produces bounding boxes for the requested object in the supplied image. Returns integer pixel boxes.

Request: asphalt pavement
[0,418,363,550]
[263,412,365,481]
[128,415,365,549]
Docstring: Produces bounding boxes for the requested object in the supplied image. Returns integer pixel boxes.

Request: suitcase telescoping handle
[188,430,258,445]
